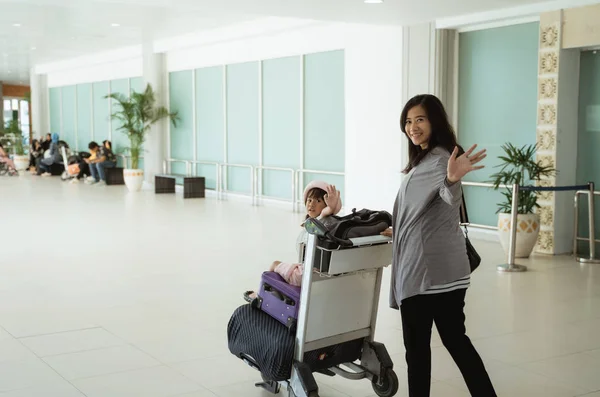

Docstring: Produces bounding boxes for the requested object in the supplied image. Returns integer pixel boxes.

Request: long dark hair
[400,94,463,173]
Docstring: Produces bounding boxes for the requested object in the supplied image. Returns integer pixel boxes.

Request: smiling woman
[390,93,496,396]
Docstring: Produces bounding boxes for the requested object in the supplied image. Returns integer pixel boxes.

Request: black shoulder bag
[460,190,481,273]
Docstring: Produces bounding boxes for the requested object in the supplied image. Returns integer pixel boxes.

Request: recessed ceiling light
[364,0,383,3]
[111,23,120,27]
[13,23,21,27]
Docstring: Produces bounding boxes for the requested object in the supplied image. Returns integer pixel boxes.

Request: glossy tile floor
[2,175,600,397]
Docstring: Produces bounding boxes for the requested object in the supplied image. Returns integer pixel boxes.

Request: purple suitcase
[254,271,301,330]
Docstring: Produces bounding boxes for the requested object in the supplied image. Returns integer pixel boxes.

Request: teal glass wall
[129,77,145,169]
[196,66,224,190]
[49,87,61,136]
[169,71,194,175]
[226,62,260,193]
[47,50,346,198]
[457,22,539,226]
[262,56,301,199]
[48,77,142,168]
[576,50,600,253]
[303,50,346,199]
[93,81,110,144]
[60,86,76,149]
[164,50,345,197]
[76,84,92,152]
[109,79,130,157]
[130,77,144,95]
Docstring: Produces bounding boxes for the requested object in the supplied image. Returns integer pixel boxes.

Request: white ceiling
[0,0,558,86]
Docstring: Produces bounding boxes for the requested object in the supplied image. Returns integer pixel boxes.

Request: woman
[41,133,52,152]
[29,139,43,172]
[382,94,496,396]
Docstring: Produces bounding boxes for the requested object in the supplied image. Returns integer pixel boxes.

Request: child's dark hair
[304,187,327,219]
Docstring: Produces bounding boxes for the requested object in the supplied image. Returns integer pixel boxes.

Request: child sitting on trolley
[243,181,342,302]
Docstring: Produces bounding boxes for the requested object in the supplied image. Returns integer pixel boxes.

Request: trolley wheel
[372,369,399,397]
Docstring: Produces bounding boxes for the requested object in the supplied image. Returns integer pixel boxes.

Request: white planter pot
[123,169,144,192]
[12,155,29,171]
[497,213,540,258]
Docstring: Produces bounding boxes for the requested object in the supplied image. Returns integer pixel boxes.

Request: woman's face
[405,105,432,149]
[305,194,327,219]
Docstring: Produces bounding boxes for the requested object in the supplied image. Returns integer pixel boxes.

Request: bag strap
[459,187,470,236]
[459,190,469,225]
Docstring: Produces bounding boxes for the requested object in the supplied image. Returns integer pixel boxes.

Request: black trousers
[400,289,496,397]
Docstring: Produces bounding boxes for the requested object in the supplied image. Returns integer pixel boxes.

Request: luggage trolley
[261,218,399,397]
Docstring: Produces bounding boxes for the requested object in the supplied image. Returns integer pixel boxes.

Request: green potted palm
[106,83,178,192]
[1,120,28,171]
[489,143,555,257]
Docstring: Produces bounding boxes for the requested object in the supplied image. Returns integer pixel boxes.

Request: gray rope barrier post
[498,183,528,273]
[579,182,600,264]
[573,191,579,258]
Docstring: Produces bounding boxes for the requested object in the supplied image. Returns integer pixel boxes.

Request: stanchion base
[577,257,600,264]
[497,264,527,273]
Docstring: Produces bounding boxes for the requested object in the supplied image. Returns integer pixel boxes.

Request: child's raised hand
[323,184,340,216]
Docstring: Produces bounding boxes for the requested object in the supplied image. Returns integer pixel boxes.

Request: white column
[29,71,49,139]
[553,48,581,254]
[344,25,405,213]
[0,82,3,133]
[402,23,436,101]
[401,23,458,125]
[142,42,168,184]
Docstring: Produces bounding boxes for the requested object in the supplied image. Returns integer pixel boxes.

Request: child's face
[306,195,327,219]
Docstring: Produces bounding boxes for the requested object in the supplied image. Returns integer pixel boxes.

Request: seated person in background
[41,133,52,152]
[85,140,116,185]
[29,139,43,172]
[243,182,341,302]
[0,142,18,175]
[36,133,62,176]
[69,150,92,184]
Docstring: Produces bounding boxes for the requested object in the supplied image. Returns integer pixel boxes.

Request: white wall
[343,26,405,213]
[167,20,405,213]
